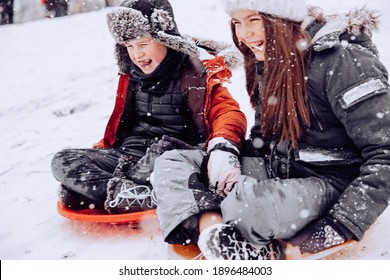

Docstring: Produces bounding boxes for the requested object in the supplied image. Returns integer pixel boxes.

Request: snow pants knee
[221,175,340,244]
[51,148,144,209]
[153,149,222,244]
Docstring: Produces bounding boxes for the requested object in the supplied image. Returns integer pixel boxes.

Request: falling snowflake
[377,112,385,119]
[299,209,310,219]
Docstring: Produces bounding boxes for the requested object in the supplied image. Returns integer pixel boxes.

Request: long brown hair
[231,13,312,148]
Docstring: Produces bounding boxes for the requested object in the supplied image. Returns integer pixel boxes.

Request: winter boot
[104,178,157,214]
[127,144,160,185]
[197,224,283,260]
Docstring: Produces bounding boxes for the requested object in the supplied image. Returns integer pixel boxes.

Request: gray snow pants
[154,150,340,245]
[154,149,222,244]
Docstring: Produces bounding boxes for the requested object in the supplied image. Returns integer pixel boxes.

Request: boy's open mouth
[139,59,152,68]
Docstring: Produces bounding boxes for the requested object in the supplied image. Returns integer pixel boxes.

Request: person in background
[51,0,246,216]
[0,0,14,24]
[43,0,69,18]
[105,0,115,7]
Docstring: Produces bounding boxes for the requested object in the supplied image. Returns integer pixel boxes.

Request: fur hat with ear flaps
[107,0,199,74]
[224,0,308,22]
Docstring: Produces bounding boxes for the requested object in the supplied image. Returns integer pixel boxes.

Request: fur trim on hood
[304,7,380,52]
[345,7,380,36]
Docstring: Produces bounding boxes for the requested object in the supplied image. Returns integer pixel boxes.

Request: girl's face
[125,35,168,74]
[232,9,266,61]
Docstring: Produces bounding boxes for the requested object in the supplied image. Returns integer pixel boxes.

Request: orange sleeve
[207,84,247,148]
[202,56,247,149]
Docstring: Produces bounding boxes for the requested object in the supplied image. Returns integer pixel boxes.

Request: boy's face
[124,35,168,74]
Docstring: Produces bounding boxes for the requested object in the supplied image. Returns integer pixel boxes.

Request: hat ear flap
[150,9,176,32]
[156,31,199,57]
[115,44,132,74]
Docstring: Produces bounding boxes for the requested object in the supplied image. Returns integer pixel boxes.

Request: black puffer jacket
[253,9,390,240]
[304,11,390,240]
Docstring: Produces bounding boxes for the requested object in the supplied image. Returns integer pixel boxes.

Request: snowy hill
[1,0,390,260]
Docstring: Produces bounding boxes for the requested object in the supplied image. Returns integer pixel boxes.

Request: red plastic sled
[57,202,157,224]
[283,240,355,260]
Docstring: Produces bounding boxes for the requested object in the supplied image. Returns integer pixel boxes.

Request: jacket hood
[304,7,380,55]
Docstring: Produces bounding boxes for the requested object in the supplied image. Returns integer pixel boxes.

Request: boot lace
[109,183,157,209]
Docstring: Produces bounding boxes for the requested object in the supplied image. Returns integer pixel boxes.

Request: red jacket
[94,56,247,150]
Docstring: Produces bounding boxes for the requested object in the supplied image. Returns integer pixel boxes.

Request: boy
[51,0,246,214]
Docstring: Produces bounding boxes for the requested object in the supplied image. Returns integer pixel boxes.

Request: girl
[203,0,390,259]
[156,0,390,260]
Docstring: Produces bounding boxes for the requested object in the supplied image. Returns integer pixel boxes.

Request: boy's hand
[155,135,194,154]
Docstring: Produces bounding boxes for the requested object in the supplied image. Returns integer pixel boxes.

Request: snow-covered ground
[1,0,390,260]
